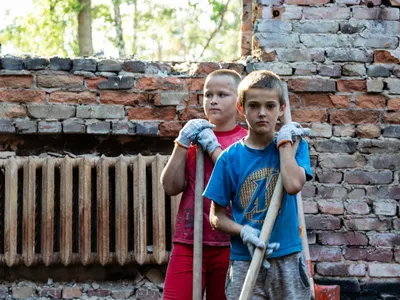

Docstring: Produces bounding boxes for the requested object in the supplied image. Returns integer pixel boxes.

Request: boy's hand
[240,225,280,268]
[197,128,221,154]
[274,122,311,148]
[175,119,215,148]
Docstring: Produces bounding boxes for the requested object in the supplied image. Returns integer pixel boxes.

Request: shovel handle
[239,82,297,300]
[193,145,204,300]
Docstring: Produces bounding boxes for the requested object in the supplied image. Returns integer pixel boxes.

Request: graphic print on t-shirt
[239,167,280,224]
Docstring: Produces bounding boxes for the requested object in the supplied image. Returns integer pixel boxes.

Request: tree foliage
[0,0,241,61]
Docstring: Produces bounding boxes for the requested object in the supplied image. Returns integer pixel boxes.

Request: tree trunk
[132,0,137,56]
[112,0,126,58]
[78,0,93,56]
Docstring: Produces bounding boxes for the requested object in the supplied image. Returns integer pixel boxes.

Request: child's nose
[210,95,218,104]
[259,107,267,116]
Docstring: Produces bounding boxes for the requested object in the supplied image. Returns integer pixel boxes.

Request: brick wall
[247,0,400,297]
[1,3,400,293]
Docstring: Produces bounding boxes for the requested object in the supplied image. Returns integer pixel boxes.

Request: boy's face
[237,88,284,136]
[203,75,238,127]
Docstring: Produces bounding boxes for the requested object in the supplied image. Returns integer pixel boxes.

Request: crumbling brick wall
[245,0,400,298]
[1,1,400,294]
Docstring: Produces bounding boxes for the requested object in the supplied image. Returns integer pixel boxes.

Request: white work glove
[240,225,280,269]
[175,119,215,148]
[274,122,311,148]
[196,128,221,154]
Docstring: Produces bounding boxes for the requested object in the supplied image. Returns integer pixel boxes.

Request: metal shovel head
[314,283,340,300]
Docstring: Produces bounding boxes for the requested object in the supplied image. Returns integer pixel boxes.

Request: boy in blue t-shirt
[203,70,313,299]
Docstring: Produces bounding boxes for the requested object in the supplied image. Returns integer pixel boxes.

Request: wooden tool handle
[193,144,204,300]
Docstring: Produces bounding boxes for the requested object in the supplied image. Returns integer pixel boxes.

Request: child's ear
[279,103,286,117]
[236,102,245,115]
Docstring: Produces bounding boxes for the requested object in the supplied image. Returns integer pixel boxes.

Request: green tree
[1,0,81,56]
[1,0,241,61]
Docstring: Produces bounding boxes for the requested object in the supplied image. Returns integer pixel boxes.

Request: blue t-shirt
[203,138,312,261]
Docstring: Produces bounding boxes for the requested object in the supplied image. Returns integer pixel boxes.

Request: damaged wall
[247,0,400,298]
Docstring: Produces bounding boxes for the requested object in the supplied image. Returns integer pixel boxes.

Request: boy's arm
[209,201,242,236]
[160,144,188,196]
[275,122,311,195]
[161,119,215,196]
[279,142,306,195]
[209,147,222,163]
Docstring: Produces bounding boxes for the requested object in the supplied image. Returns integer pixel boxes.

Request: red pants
[163,243,230,300]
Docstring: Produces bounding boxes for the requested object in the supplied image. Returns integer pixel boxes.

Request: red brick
[255,50,277,62]
[38,75,84,88]
[288,78,336,92]
[316,262,366,276]
[303,201,318,214]
[356,124,381,138]
[188,94,200,106]
[370,233,400,247]
[87,289,111,297]
[318,200,344,215]
[344,247,393,262]
[355,95,386,109]
[374,50,400,64]
[330,110,379,124]
[286,0,330,4]
[346,202,370,215]
[395,249,400,263]
[387,98,400,110]
[310,245,342,262]
[12,287,35,298]
[337,80,367,92]
[318,232,368,246]
[159,121,182,137]
[86,77,108,90]
[368,263,400,277]
[127,107,176,121]
[301,93,350,108]
[100,91,149,106]
[0,90,45,103]
[187,78,205,91]
[0,75,33,88]
[344,218,391,231]
[305,215,341,230]
[292,109,328,122]
[302,184,316,198]
[383,112,400,124]
[0,105,26,118]
[179,107,206,120]
[136,77,186,91]
[62,287,82,299]
[190,62,220,75]
[289,93,300,108]
[50,91,96,104]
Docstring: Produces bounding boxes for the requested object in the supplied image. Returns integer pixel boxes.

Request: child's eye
[219,93,227,98]
[267,104,276,109]
[205,94,213,99]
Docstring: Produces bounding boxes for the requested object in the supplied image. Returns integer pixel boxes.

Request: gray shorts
[225,252,311,300]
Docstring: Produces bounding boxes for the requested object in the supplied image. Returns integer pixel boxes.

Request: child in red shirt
[161,70,246,300]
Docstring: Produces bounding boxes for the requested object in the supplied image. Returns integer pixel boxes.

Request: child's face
[203,75,238,127]
[237,88,284,136]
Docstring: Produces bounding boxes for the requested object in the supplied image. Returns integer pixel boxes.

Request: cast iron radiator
[0,155,181,267]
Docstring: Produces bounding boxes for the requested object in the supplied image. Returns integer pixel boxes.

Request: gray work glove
[196,128,221,154]
[175,119,215,148]
[274,122,311,148]
[240,225,280,269]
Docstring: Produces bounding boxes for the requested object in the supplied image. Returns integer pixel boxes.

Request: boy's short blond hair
[237,70,286,107]
[205,69,242,94]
